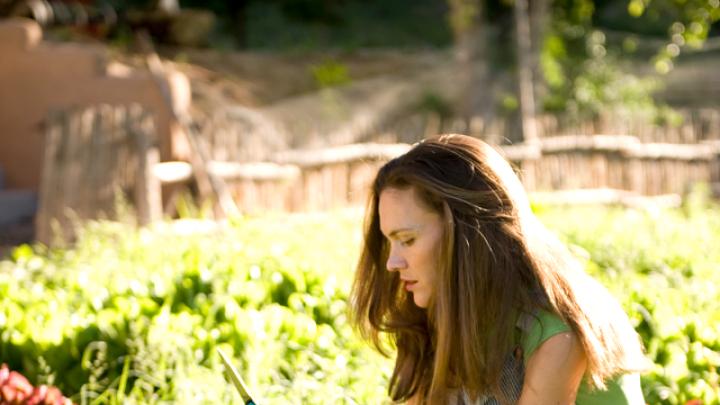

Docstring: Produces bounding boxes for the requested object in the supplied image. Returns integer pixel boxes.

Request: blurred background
[0,1,719,404]
[1,0,719,245]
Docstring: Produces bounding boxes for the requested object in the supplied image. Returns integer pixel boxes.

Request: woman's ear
[440,201,455,251]
[441,201,454,230]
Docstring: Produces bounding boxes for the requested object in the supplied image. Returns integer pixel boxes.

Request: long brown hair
[349,134,648,403]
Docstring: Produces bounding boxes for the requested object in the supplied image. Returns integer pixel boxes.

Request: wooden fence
[212,135,720,211]
[533,108,720,144]
[194,106,720,164]
[34,104,720,241]
[164,137,719,213]
[503,135,720,196]
[36,104,161,244]
[158,143,410,213]
[408,108,720,146]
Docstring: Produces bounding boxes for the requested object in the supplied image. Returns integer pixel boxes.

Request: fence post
[36,104,164,246]
[36,111,63,245]
[710,141,720,197]
[130,107,162,225]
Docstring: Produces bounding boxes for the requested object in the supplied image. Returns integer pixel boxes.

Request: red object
[0,364,34,404]
[0,364,72,405]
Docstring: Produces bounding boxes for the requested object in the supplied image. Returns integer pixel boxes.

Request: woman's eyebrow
[387,227,417,238]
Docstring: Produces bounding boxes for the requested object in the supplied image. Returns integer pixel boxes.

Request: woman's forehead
[378,187,440,235]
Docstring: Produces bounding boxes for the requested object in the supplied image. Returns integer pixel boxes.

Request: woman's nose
[386,251,407,272]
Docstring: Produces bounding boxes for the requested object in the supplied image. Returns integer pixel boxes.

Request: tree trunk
[448,0,492,137]
[530,0,550,122]
[227,0,248,47]
[153,0,179,14]
[514,0,538,143]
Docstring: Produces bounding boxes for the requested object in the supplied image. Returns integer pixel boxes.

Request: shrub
[1,203,718,404]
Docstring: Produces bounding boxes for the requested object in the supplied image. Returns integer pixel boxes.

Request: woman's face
[378,187,445,308]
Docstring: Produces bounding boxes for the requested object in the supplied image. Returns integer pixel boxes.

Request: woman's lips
[403,280,418,291]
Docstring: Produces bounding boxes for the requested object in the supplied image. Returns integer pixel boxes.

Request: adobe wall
[0,18,191,190]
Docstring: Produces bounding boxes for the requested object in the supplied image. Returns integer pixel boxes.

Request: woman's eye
[401,238,415,246]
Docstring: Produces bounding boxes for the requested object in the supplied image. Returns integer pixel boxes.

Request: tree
[514,0,538,143]
[447,0,492,135]
[530,0,551,113]
[628,0,720,73]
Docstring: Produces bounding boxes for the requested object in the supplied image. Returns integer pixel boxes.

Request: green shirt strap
[517,310,645,405]
[519,309,571,366]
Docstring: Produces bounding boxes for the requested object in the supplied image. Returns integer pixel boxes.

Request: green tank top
[520,310,645,405]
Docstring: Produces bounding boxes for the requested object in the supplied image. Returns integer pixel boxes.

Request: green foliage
[447,0,481,35]
[538,199,720,405]
[568,50,661,121]
[539,0,720,122]
[500,92,519,113]
[2,201,720,404]
[0,211,391,404]
[310,60,351,89]
[628,0,720,73]
[244,0,452,50]
[416,91,453,119]
[542,0,664,121]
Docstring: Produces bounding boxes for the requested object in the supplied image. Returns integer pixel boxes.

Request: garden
[1,193,719,404]
[1,2,720,403]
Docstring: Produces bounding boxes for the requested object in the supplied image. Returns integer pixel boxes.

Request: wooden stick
[133,110,162,225]
[36,111,62,245]
[135,30,239,218]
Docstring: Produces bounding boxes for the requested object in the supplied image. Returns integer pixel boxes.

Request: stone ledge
[0,18,42,51]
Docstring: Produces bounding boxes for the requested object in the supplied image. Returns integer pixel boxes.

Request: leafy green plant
[539,200,720,405]
[0,210,390,404]
[310,60,351,89]
[541,24,665,124]
[1,202,719,404]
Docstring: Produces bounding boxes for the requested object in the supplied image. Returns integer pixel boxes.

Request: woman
[350,134,649,404]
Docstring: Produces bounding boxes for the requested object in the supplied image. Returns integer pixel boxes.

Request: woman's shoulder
[517,309,571,363]
[517,310,646,405]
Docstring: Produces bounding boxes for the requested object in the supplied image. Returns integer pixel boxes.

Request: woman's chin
[412,293,429,309]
